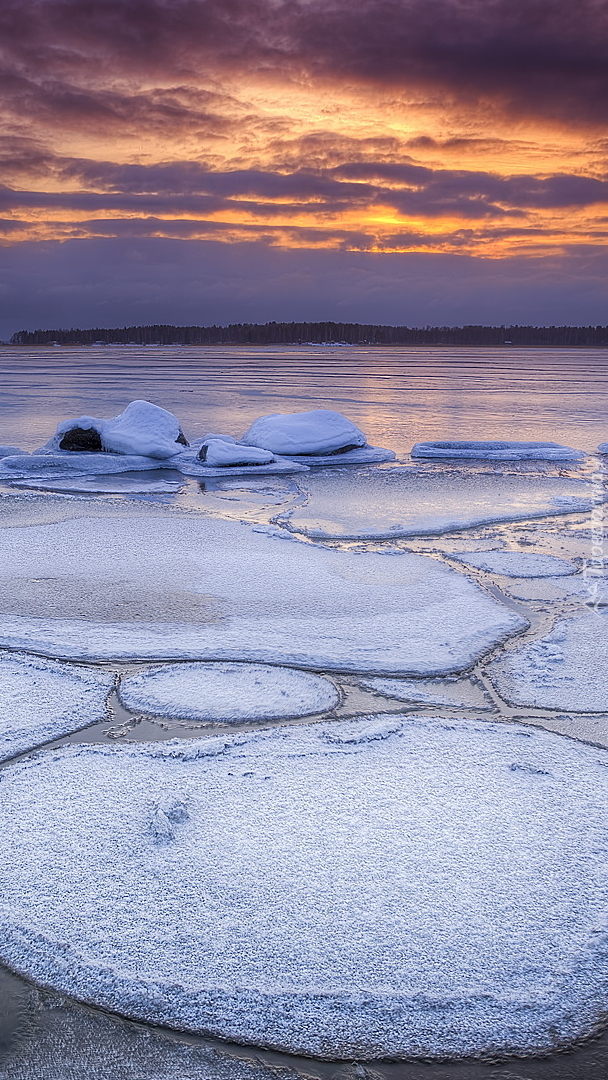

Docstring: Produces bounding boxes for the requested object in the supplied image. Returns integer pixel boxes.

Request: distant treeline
[10,322,608,347]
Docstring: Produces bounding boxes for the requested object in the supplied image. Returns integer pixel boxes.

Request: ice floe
[359,675,493,710]
[282,468,600,539]
[242,409,368,456]
[0,446,23,458]
[504,573,608,605]
[119,662,339,722]
[487,611,608,711]
[1,715,607,1059]
[411,440,584,461]
[451,550,577,577]
[46,400,189,459]
[0,513,526,668]
[0,651,113,761]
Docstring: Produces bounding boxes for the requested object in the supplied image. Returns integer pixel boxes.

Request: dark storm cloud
[2,155,607,228]
[1,1,607,128]
[2,238,608,343]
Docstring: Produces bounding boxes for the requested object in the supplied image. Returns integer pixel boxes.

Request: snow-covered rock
[119,662,339,721]
[241,409,368,456]
[411,440,584,461]
[198,440,275,468]
[451,550,577,577]
[0,513,526,668]
[486,612,608,712]
[1,716,607,1059]
[45,400,189,459]
[0,651,113,762]
[282,468,600,539]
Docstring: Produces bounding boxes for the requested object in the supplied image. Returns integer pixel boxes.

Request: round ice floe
[119,662,339,721]
[411,440,584,461]
[1,716,607,1060]
[0,650,114,762]
[241,409,367,456]
[487,611,608,712]
[451,550,577,577]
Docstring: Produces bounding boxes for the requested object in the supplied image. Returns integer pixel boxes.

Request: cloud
[1,1,607,130]
[2,237,608,340]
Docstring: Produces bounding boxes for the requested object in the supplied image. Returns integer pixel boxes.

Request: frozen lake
[1,343,608,1079]
[1,344,608,453]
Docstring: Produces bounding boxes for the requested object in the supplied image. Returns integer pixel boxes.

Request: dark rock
[59,427,103,452]
[175,431,189,447]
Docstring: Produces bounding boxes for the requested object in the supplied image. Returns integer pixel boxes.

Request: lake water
[1,344,608,453]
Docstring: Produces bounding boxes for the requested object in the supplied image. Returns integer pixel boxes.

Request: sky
[1,0,607,335]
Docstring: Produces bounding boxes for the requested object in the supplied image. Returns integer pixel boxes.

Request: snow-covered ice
[0,513,526,668]
[0,451,179,477]
[451,550,577,577]
[45,400,189,459]
[282,468,600,539]
[198,440,275,467]
[503,574,608,604]
[0,651,113,761]
[6,474,184,495]
[0,446,23,458]
[242,409,368,455]
[411,440,584,461]
[119,662,339,721]
[1,716,607,1059]
[359,675,493,710]
[487,611,608,711]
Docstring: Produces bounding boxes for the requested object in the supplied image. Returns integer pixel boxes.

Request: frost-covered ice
[278,445,395,466]
[359,675,493,710]
[45,400,189,459]
[411,440,584,461]
[0,991,303,1080]
[0,513,526,668]
[451,550,577,577]
[1,716,607,1059]
[119,662,339,721]
[242,409,367,455]
[0,451,179,477]
[504,574,608,604]
[0,651,113,761]
[282,468,600,539]
[176,453,309,477]
[487,612,608,711]
[7,474,184,495]
[0,446,23,458]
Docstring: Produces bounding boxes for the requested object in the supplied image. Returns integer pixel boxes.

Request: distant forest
[10,322,608,347]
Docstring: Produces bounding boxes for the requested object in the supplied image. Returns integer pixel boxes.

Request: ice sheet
[119,662,339,721]
[487,612,608,711]
[281,468,600,539]
[504,574,608,604]
[0,651,113,761]
[0,991,303,1080]
[1,716,607,1059]
[359,676,493,710]
[451,550,577,577]
[280,446,394,466]
[0,513,526,668]
[411,440,584,461]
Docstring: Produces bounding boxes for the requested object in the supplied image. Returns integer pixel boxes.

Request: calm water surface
[1,345,608,453]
